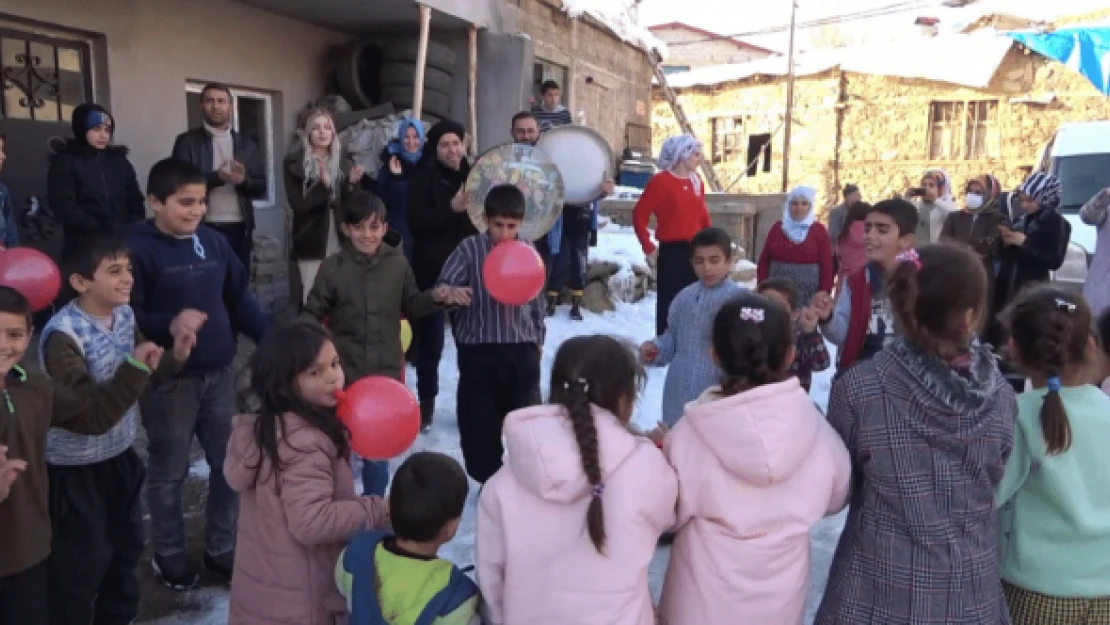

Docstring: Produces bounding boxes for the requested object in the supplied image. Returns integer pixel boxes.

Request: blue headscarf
[387,117,426,165]
[657,134,701,172]
[782,185,817,243]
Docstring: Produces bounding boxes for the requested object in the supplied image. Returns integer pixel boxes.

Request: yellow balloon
[400,319,413,354]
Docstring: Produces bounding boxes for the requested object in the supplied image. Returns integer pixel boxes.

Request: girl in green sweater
[997,285,1110,623]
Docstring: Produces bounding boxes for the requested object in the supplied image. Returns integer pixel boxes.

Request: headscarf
[1019,171,1062,213]
[922,168,957,205]
[658,134,703,195]
[387,117,426,165]
[71,103,114,147]
[979,174,1002,203]
[299,108,342,199]
[420,119,467,167]
[781,185,817,244]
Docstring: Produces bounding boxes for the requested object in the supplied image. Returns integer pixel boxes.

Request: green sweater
[995,384,1110,598]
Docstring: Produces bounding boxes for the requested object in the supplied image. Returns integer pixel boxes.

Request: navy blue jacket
[127,220,268,374]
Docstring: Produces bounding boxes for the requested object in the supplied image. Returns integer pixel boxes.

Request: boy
[40,236,195,625]
[812,198,917,372]
[438,184,545,484]
[641,227,743,427]
[127,157,269,589]
[0,286,160,623]
[0,132,20,248]
[336,452,478,625]
[301,191,469,492]
[757,276,830,392]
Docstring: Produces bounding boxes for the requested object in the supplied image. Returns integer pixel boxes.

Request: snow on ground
[161,231,843,624]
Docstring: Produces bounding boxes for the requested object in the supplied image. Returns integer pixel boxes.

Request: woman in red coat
[757,185,833,306]
[633,134,712,335]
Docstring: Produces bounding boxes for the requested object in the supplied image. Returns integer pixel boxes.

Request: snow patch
[561,0,669,58]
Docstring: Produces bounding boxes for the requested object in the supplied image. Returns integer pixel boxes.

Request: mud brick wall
[250,235,290,318]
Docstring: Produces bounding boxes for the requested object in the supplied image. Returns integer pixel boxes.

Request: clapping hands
[809,291,833,322]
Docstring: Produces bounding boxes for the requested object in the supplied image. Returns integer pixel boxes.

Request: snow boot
[420,398,434,433]
[546,292,558,317]
[570,292,584,321]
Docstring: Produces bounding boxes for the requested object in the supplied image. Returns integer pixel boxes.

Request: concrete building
[648,22,775,74]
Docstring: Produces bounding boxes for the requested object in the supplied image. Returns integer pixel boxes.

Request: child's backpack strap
[413,564,480,625]
[344,530,392,625]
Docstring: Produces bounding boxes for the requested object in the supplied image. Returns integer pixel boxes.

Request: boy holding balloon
[437,184,546,483]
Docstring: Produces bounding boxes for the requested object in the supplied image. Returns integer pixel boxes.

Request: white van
[1035,120,1110,289]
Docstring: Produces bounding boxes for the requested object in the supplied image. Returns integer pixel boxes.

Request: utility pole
[781,0,798,192]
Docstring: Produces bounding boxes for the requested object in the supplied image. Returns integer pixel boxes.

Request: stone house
[651,29,1110,211]
[648,22,775,73]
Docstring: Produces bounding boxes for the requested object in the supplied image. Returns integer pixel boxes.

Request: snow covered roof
[560,0,669,59]
[664,31,1015,90]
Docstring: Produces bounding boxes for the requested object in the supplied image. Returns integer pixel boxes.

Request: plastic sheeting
[1009,28,1110,94]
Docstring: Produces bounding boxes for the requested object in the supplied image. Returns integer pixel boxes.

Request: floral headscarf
[658,134,703,196]
[782,185,817,244]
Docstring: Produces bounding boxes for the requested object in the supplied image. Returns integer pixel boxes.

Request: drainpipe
[413,3,433,119]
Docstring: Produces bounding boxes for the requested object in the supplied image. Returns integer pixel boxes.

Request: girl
[376,117,425,259]
[632,134,711,336]
[225,323,389,625]
[995,172,1070,317]
[476,335,678,625]
[285,108,359,307]
[816,243,1016,624]
[906,168,958,244]
[834,200,869,297]
[658,294,849,625]
[940,176,1007,345]
[757,185,834,306]
[996,286,1110,623]
[757,277,831,393]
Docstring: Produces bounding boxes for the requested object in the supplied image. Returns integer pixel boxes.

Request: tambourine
[535,125,614,205]
[464,143,565,242]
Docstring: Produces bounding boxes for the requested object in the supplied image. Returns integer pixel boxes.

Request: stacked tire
[379,38,456,119]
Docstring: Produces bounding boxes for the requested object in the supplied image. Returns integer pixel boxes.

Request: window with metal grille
[0,30,91,122]
[710,117,743,164]
[928,100,999,159]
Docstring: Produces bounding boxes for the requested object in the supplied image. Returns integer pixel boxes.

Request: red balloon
[335,376,420,460]
[0,247,61,312]
[482,240,546,306]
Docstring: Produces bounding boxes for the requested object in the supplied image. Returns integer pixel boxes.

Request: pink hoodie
[476,404,678,625]
[658,379,851,625]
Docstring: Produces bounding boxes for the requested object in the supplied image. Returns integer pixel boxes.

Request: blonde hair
[300,108,342,200]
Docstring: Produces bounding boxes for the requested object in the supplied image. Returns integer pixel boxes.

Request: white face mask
[965,193,984,210]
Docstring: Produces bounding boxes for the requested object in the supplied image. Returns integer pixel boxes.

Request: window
[0,30,91,122]
[746,133,772,177]
[533,59,569,108]
[710,117,743,164]
[186,82,276,208]
[662,65,691,75]
[928,100,1000,160]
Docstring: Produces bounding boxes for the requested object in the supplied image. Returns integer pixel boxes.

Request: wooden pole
[413,3,433,120]
[468,25,479,156]
[781,0,798,193]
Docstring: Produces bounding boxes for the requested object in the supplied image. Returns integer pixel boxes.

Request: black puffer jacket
[406,160,475,289]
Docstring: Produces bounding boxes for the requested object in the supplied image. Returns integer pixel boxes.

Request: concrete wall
[651,25,773,69]
[1,0,349,242]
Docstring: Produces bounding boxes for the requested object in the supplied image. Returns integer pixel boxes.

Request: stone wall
[653,44,1110,212]
[502,0,654,156]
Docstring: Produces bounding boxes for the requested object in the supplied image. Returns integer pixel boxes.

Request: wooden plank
[413,3,433,119]
[468,25,479,156]
[650,54,724,192]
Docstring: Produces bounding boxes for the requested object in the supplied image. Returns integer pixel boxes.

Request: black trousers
[547,206,591,294]
[208,222,252,274]
[414,311,446,402]
[0,560,48,625]
[655,241,698,336]
[456,343,542,483]
[47,449,145,625]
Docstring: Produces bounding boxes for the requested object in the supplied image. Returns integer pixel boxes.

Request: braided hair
[887,243,987,356]
[713,293,794,396]
[548,335,646,554]
[1005,285,1090,454]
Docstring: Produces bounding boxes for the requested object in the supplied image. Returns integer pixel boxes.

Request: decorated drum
[464,143,565,242]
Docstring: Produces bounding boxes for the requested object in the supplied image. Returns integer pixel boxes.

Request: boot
[546,292,558,317]
[420,398,434,434]
[570,292,584,321]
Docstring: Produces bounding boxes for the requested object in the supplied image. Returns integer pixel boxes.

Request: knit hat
[420,120,466,165]
[843,183,860,198]
[1019,172,1062,212]
[71,103,114,145]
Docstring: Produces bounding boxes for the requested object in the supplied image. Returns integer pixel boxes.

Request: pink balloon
[335,376,420,460]
[482,240,545,306]
[0,248,61,311]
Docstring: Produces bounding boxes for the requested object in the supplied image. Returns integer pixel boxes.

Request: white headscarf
[782,185,817,243]
[658,134,703,195]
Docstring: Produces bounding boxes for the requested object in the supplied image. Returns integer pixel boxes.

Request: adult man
[172,83,265,272]
[827,183,861,273]
[531,80,573,132]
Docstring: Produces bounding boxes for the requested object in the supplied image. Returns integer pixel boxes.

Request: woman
[757,185,833,306]
[1081,186,1110,318]
[376,118,425,259]
[995,172,1071,319]
[632,134,712,336]
[940,176,1007,345]
[285,108,362,307]
[907,168,958,244]
[834,200,869,297]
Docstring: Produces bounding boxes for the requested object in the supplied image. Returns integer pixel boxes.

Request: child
[812,199,918,372]
[658,293,849,625]
[815,243,1016,624]
[642,227,743,427]
[40,236,195,625]
[0,132,20,249]
[833,201,869,295]
[0,286,159,623]
[477,335,678,625]
[757,277,830,392]
[995,286,1110,623]
[337,452,478,625]
[224,323,389,625]
[128,157,270,588]
[437,184,545,484]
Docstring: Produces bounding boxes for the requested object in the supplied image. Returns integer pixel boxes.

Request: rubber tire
[383,38,457,73]
[380,86,452,119]
[334,40,381,108]
[380,62,453,94]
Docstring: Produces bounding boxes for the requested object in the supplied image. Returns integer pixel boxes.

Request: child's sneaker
[203,549,235,582]
[152,553,200,590]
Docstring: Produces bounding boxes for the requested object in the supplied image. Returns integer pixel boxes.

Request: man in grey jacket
[827,184,861,270]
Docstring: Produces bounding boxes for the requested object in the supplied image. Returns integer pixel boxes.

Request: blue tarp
[1009,28,1110,95]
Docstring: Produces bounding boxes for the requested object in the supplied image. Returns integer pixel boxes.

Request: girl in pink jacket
[224,323,390,625]
[476,335,678,625]
[658,293,851,625]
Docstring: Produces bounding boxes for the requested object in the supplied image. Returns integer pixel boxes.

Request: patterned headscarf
[1019,172,1062,212]
[781,185,817,244]
[658,134,702,172]
[979,174,1002,203]
[922,168,954,203]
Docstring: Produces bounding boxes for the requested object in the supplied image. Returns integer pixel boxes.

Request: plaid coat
[815,338,1017,624]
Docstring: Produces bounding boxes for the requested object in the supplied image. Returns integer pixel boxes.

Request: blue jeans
[140,367,238,558]
[361,460,390,497]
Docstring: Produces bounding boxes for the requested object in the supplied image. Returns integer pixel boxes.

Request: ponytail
[561,378,607,554]
[886,244,987,355]
[1040,377,1072,455]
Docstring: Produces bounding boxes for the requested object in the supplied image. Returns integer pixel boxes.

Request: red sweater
[632,171,711,254]
[756,221,834,293]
